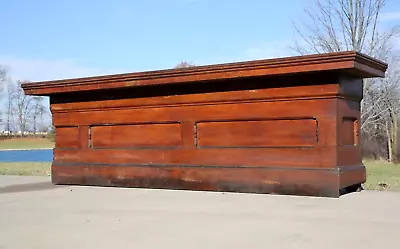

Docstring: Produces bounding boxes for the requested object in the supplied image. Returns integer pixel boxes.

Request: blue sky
[1,0,400,82]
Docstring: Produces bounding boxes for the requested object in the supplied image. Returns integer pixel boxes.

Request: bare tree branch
[292,0,400,161]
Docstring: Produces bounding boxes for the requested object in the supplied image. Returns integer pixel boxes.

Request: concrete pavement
[1,175,399,249]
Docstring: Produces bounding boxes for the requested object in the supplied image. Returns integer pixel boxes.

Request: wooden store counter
[22,51,387,197]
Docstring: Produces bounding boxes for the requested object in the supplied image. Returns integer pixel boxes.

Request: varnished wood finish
[22,51,387,197]
[55,127,79,149]
[90,123,182,148]
[196,119,317,148]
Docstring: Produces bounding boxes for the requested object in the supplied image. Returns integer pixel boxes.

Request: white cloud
[241,41,294,61]
[0,56,129,82]
[197,41,293,66]
[380,11,400,21]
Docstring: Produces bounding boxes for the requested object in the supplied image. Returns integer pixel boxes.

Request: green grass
[0,162,51,176]
[363,160,400,191]
[0,138,54,150]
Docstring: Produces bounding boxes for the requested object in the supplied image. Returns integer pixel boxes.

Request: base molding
[52,164,366,198]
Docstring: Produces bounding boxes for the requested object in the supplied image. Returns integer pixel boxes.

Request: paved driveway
[1,175,399,249]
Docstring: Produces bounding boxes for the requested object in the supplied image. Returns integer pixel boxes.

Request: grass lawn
[363,160,400,191]
[0,160,399,192]
[0,162,51,176]
[0,137,54,150]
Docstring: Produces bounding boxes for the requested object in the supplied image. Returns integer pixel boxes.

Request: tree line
[0,72,51,137]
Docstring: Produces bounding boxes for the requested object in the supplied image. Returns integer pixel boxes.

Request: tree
[292,0,398,57]
[377,56,400,162]
[5,80,16,135]
[174,61,196,69]
[8,81,36,136]
[0,66,7,127]
[292,0,400,162]
[0,65,6,92]
[1,68,51,136]
[32,96,46,134]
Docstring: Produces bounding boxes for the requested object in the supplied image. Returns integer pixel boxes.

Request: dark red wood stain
[196,119,317,148]
[22,51,387,197]
[90,123,182,148]
[55,127,79,149]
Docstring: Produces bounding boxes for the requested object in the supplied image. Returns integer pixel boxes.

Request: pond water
[0,149,53,162]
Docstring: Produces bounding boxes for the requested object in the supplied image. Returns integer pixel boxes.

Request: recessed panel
[196,119,317,148]
[341,118,357,146]
[55,127,79,149]
[91,123,182,148]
